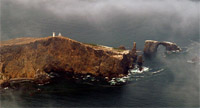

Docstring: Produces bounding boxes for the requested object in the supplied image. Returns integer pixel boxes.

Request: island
[0,36,182,87]
[0,36,140,87]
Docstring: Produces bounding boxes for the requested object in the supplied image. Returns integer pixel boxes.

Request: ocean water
[0,0,199,107]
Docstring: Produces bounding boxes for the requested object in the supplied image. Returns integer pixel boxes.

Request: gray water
[0,0,200,107]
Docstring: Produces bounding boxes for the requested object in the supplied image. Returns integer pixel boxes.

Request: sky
[0,0,199,107]
[1,0,199,48]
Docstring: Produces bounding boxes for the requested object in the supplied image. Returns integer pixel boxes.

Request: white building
[53,32,56,37]
[58,32,62,36]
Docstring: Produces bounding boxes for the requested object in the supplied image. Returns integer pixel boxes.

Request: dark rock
[132,42,137,54]
[137,55,144,71]
[127,42,138,69]
[118,45,126,50]
[143,40,181,57]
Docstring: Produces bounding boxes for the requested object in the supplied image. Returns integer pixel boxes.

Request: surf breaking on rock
[0,33,181,88]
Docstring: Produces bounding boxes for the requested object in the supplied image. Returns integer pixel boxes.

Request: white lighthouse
[53,32,56,37]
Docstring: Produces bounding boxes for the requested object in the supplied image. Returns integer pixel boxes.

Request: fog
[0,0,200,107]
[156,41,200,106]
[1,0,199,49]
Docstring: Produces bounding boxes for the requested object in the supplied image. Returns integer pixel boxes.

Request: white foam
[108,66,164,86]
[152,69,164,74]
[4,87,8,90]
[130,67,149,73]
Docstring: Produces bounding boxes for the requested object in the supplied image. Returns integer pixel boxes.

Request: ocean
[0,0,199,107]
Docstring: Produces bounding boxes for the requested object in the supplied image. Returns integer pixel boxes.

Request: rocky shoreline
[0,36,182,88]
[0,36,141,88]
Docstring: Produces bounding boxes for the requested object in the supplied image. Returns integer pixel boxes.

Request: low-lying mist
[155,41,200,106]
[1,0,199,49]
[0,0,199,107]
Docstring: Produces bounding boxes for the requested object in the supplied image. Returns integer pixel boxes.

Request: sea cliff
[0,36,137,86]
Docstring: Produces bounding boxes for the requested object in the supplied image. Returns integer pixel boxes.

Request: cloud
[1,0,199,48]
[156,41,200,106]
[0,0,199,107]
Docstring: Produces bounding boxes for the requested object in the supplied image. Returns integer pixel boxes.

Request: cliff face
[0,36,135,85]
[143,40,181,57]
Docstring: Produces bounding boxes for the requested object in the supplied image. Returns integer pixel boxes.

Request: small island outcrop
[0,36,138,86]
[143,40,181,57]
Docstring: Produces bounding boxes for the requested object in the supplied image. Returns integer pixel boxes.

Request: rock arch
[143,40,181,57]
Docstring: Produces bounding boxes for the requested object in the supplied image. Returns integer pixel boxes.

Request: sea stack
[143,40,181,57]
[137,55,143,71]
[127,42,138,69]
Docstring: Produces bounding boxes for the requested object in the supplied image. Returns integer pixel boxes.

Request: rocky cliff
[0,36,137,86]
[143,40,181,57]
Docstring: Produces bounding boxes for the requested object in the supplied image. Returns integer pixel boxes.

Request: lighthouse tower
[53,32,56,37]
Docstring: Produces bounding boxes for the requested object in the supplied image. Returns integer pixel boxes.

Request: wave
[108,66,165,86]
